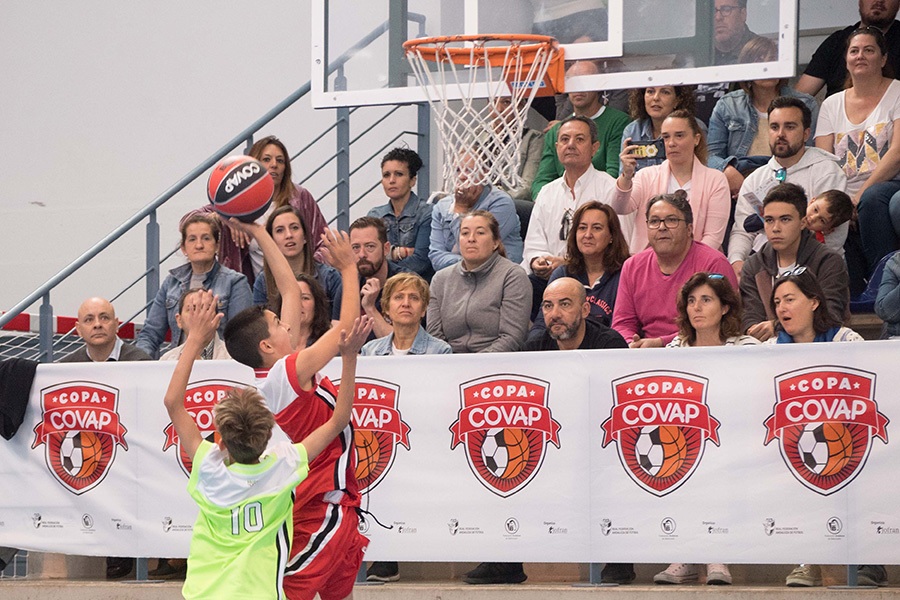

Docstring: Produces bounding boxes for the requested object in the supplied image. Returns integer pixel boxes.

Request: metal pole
[146,210,160,309]
[39,294,53,363]
[416,103,430,197]
[388,0,409,88]
[336,106,351,232]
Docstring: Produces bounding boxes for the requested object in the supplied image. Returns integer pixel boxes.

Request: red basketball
[207,155,274,222]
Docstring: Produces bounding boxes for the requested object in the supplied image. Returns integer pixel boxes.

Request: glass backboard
[311,0,798,108]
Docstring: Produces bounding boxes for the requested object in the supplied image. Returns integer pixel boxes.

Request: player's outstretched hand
[181,290,223,347]
[338,316,373,357]
[321,228,356,273]
[227,217,265,240]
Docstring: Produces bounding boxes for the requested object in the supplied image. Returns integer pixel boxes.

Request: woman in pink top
[614,109,731,255]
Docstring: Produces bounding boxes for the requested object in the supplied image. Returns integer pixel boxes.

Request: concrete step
[2,581,900,600]
[23,556,900,586]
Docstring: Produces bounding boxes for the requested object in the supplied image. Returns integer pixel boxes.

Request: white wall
[0,1,415,320]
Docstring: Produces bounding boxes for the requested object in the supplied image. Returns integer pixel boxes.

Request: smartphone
[631,139,665,160]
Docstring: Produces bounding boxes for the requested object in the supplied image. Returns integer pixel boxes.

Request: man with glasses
[739,183,849,341]
[795,0,900,98]
[523,115,631,319]
[612,191,735,348]
[728,96,848,277]
[695,0,763,123]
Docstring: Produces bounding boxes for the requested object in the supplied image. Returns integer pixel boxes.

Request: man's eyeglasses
[714,5,741,16]
[647,216,685,229]
[774,168,786,182]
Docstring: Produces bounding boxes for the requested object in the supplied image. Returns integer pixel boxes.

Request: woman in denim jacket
[367,148,433,280]
[136,214,252,358]
[707,37,818,197]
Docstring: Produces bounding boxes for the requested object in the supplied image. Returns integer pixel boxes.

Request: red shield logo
[348,378,411,493]
[450,375,561,497]
[601,371,720,497]
[163,380,241,476]
[764,366,888,495]
[32,381,128,495]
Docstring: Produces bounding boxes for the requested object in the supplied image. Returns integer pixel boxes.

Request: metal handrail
[0,14,427,334]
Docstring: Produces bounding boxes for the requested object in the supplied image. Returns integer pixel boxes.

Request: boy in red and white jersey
[224,218,368,600]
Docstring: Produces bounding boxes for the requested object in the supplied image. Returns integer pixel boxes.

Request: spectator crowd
[51,0,900,591]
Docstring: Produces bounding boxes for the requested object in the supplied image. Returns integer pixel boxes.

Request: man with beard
[728,97,847,278]
[350,216,409,339]
[513,276,629,586]
[526,277,627,350]
[795,0,900,98]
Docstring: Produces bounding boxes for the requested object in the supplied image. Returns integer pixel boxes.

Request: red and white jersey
[255,352,359,509]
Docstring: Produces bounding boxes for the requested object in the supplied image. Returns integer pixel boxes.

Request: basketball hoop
[404,34,564,193]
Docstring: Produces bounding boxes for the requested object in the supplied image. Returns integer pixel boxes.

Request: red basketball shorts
[283,502,369,600]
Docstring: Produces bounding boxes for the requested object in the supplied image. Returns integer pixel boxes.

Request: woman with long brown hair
[253,205,342,322]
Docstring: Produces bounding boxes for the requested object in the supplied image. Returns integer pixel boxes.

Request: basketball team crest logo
[601,371,720,497]
[163,380,241,476]
[348,378,411,493]
[32,381,128,495]
[764,366,888,496]
[450,375,560,497]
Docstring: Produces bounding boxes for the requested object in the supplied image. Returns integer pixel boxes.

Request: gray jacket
[427,252,531,353]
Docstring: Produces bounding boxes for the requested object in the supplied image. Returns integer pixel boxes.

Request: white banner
[1,341,899,564]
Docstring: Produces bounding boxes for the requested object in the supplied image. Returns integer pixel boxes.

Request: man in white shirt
[522,115,631,317]
[728,96,848,279]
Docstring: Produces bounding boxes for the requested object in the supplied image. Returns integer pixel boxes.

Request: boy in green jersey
[163,287,371,600]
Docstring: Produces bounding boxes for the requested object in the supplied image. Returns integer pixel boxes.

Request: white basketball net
[405,36,559,193]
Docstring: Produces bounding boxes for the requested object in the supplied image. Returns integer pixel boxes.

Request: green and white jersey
[182,440,309,600]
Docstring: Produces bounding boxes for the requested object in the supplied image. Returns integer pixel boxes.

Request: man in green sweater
[531,60,630,198]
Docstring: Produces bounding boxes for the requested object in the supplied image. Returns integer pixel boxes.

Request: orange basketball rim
[403,34,565,97]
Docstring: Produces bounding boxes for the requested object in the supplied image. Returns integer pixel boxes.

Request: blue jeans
[857,181,900,274]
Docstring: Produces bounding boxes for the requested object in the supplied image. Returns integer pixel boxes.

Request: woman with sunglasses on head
[816,27,900,290]
[767,267,863,344]
[668,272,759,348]
[767,267,866,587]
[186,136,329,282]
[617,110,731,255]
[653,272,756,585]
[528,202,630,344]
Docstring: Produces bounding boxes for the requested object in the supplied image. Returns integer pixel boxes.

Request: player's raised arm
[301,316,371,461]
[163,290,223,461]
[226,217,303,347]
[293,228,360,386]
